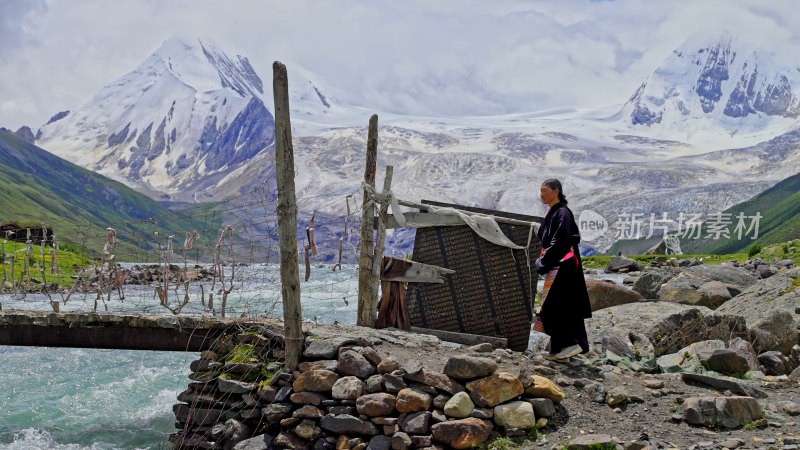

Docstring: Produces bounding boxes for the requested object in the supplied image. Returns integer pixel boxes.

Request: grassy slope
[605,170,800,256]
[0,129,221,260]
[2,240,91,288]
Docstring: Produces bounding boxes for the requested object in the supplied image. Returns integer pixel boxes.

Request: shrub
[747,244,762,258]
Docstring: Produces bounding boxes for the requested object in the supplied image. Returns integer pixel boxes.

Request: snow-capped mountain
[29,32,800,256]
[36,36,276,201]
[621,32,800,139]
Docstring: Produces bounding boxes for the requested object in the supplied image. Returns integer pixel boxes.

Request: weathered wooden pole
[357,115,379,327]
[368,165,393,322]
[273,61,304,369]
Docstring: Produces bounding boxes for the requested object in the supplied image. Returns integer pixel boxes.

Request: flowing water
[0,264,626,448]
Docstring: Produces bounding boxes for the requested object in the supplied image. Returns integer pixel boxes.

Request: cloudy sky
[1,0,798,130]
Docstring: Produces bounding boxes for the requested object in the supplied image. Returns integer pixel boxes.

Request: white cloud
[0,0,798,130]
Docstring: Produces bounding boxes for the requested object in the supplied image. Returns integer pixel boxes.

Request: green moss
[226,344,257,363]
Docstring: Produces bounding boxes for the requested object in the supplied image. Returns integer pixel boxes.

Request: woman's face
[540,184,559,206]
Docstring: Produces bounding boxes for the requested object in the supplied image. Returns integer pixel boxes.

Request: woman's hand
[534,257,547,274]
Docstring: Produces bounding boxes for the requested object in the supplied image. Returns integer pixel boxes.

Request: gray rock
[443,355,498,380]
[443,391,474,418]
[313,438,335,450]
[606,256,641,273]
[600,333,638,359]
[701,349,751,375]
[659,264,756,307]
[173,404,222,426]
[331,376,367,400]
[383,373,406,393]
[750,310,799,355]
[320,414,379,436]
[391,432,412,450]
[633,267,682,299]
[338,351,376,379]
[585,302,748,357]
[568,434,617,449]
[681,373,767,398]
[366,435,392,450]
[295,419,324,441]
[657,340,724,372]
[728,337,761,371]
[305,337,371,360]
[607,386,628,406]
[717,268,800,352]
[684,396,761,428]
[586,280,644,311]
[361,347,383,366]
[365,374,383,393]
[581,381,606,404]
[758,351,793,375]
[232,434,275,450]
[468,343,494,352]
[526,397,555,418]
[274,431,310,450]
[697,281,733,309]
[400,411,431,434]
[218,377,256,394]
[262,403,294,422]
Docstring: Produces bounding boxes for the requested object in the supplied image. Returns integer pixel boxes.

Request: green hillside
[0,129,220,260]
[684,170,800,254]
[605,170,800,255]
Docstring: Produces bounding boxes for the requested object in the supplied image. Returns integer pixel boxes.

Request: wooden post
[273,61,304,370]
[368,165,393,322]
[357,114,379,327]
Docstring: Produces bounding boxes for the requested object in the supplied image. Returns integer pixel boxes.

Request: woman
[534,179,592,360]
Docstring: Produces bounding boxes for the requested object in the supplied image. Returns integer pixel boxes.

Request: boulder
[294,370,339,393]
[716,268,800,345]
[295,419,324,441]
[299,360,339,373]
[232,434,275,450]
[293,405,324,419]
[356,393,396,417]
[526,397,555,418]
[400,411,431,434]
[218,377,256,394]
[443,355,498,380]
[395,388,431,413]
[697,281,733,309]
[606,386,628,406]
[568,434,617,449]
[431,418,492,449]
[366,375,384,393]
[404,369,464,395]
[586,280,644,311]
[727,337,761,371]
[657,340,724,372]
[367,436,392,450]
[465,372,524,407]
[262,403,294,422]
[304,337,371,360]
[443,392,474,418]
[680,373,767,398]
[659,264,757,307]
[173,404,223,426]
[339,351,376,379]
[701,349,751,375]
[605,256,641,273]
[332,376,367,400]
[391,432,412,450]
[757,351,793,376]
[585,302,747,356]
[632,267,682,299]
[320,414,379,436]
[684,396,762,429]
[377,356,401,374]
[749,310,798,355]
[493,401,536,429]
[523,375,565,403]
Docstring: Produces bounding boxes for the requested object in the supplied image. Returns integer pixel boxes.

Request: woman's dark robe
[536,202,592,353]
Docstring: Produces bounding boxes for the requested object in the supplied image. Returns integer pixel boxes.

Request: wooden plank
[273,61,304,370]
[380,260,455,284]
[357,114,379,327]
[407,326,507,348]
[368,165,393,325]
[396,198,540,228]
[376,212,464,229]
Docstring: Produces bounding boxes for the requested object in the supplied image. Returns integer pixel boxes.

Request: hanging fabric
[375,256,414,330]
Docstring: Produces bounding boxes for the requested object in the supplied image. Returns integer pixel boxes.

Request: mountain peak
[151,35,263,98]
[623,31,800,131]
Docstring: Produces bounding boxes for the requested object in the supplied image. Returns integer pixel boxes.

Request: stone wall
[171,333,565,449]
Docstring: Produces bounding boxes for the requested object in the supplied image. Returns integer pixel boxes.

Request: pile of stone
[171,335,567,450]
[114,264,215,285]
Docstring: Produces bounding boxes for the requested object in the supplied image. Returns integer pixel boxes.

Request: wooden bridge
[0,310,279,352]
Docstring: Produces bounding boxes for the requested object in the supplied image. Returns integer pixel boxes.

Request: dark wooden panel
[406,201,542,351]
